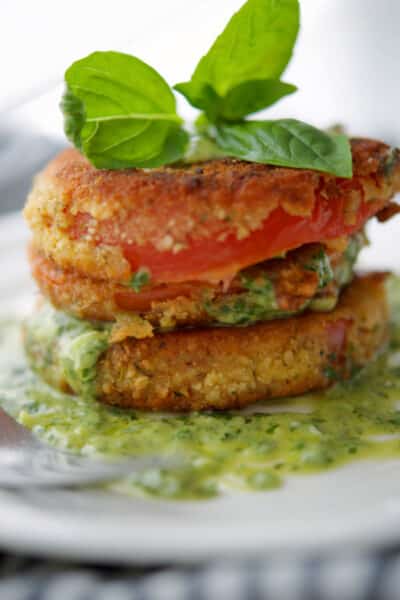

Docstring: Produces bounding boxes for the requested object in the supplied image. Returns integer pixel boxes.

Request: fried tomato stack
[24,139,400,410]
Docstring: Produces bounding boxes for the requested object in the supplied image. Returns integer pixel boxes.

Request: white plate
[1,212,400,565]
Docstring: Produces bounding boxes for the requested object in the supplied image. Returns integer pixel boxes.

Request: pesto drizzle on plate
[1,277,400,501]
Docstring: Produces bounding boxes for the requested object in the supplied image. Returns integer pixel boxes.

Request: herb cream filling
[204,233,365,325]
[24,305,110,400]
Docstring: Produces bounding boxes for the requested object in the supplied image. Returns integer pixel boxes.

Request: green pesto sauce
[2,277,400,500]
[204,233,364,326]
[24,305,110,400]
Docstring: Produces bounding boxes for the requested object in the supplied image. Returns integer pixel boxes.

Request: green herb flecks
[334,231,368,287]
[303,248,334,289]
[203,273,291,326]
[129,269,151,293]
[323,365,342,383]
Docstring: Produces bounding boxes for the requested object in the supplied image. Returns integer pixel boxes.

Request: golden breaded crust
[91,273,388,411]
[28,243,321,321]
[24,140,400,282]
[29,240,353,336]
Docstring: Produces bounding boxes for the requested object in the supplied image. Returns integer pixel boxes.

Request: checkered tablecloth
[1,551,400,600]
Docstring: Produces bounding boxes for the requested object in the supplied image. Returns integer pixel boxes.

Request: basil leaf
[89,125,189,170]
[211,119,353,178]
[130,127,189,169]
[61,51,188,169]
[217,80,297,121]
[175,0,299,120]
[60,88,85,150]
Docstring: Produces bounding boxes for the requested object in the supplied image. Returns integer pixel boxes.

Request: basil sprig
[60,1,353,177]
[210,119,353,178]
[175,0,299,121]
[61,51,188,169]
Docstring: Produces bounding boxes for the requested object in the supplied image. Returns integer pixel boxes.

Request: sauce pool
[1,277,400,500]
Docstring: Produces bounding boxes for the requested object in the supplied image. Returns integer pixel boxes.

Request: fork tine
[0,447,177,488]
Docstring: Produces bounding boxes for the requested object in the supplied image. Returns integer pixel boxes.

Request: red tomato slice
[120,195,383,283]
[72,194,385,285]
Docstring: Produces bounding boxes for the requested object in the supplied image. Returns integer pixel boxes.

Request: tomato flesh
[71,194,384,284]
[121,195,383,283]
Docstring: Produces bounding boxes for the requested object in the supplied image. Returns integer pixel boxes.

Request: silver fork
[0,407,173,488]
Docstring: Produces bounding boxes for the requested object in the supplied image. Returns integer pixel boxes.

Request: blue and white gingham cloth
[1,551,400,600]
[2,129,400,600]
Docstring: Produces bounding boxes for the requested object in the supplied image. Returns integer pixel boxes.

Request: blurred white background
[2,0,400,142]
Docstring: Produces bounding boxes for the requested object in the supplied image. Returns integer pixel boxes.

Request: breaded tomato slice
[28,235,364,334]
[24,274,389,412]
[24,140,400,284]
